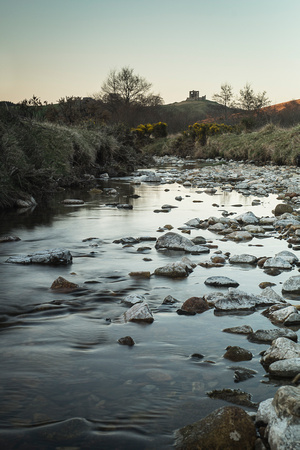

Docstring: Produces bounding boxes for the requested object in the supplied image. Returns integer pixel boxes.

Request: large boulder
[155,232,209,254]
[256,386,300,450]
[268,358,300,378]
[260,337,300,369]
[175,406,256,450]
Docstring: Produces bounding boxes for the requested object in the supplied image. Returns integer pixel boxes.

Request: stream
[0,162,298,449]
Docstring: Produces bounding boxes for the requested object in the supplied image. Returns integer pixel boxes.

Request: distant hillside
[159,99,238,133]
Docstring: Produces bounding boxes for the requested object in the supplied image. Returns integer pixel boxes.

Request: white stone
[282,276,300,294]
[123,302,154,323]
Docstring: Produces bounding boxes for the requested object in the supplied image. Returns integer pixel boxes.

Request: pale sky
[1,0,299,105]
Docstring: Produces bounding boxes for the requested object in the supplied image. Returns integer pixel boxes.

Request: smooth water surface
[0,170,299,449]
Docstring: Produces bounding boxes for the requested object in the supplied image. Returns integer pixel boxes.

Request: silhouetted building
[187,90,206,101]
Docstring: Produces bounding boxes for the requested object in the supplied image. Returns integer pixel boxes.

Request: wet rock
[180,297,209,314]
[16,195,37,208]
[207,389,258,408]
[282,275,300,294]
[123,301,154,323]
[222,325,254,335]
[274,213,300,228]
[121,294,146,306]
[229,254,258,265]
[284,312,300,326]
[256,386,300,450]
[260,337,300,368]
[175,406,256,450]
[139,172,162,182]
[50,276,78,290]
[210,255,226,264]
[259,286,286,305]
[62,198,84,205]
[268,358,300,378]
[268,305,298,324]
[118,336,135,346]
[233,368,257,382]
[263,256,292,270]
[226,230,253,241]
[117,203,133,209]
[162,295,178,305]
[155,232,209,254]
[259,281,276,289]
[185,218,201,228]
[204,276,239,288]
[214,289,257,312]
[6,248,72,265]
[248,329,298,344]
[276,250,299,265]
[128,271,151,278]
[235,211,259,224]
[243,224,266,234]
[154,261,193,278]
[223,346,253,362]
[114,237,139,245]
[274,203,294,216]
[0,235,21,243]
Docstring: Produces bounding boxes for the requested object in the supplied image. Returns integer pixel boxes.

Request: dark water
[0,172,298,449]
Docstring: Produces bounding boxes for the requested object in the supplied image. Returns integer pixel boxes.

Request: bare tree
[100,67,163,107]
[212,83,234,120]
[238,83,270,110]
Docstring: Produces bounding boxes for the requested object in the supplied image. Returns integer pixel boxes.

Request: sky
[1,0,300,106]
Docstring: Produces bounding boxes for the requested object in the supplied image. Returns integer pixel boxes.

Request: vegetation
[0,107,153,209]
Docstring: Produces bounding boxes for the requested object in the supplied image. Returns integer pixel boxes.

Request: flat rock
[62,198,84,205]
[6,248,72,265]
[207,389,258,408]
[248,329,298,344]
[222,325,254,335]
[204,276,239,287]
[226,231,253,241]
[263,256,292,270]
[175,406,256,450]
[214,289,259,312]
[0,235,21,243]
[155,232,209,254]
[229,254,258,265]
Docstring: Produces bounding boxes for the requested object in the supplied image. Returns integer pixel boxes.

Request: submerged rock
[175,406,256,450]
[207,388,258,408]
[6,248,72,265]
[222,325,254,335]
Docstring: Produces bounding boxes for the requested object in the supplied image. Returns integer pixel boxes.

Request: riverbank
[0,111,154,209]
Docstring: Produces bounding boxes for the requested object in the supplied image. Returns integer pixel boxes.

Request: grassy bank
[144,123,300,166]
[0,110,152,209]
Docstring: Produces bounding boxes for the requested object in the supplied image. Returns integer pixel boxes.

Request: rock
[274,213,300,228]
[284,312,300,326]
[50,276,78,290]
[162,295,178,305]
[181,297,209,314]
[233,368,257,382]
[258,286,286,305]
[229,254,258,265]
[256,386,300,450]
[263,256,292,270]
[235,211,259,224]
[222,325,254,335]
[268,305,298,323]
[175,406,256,450]
[117,203,133,209]
[268,358,300,378]
[128,271,151,278]
[207,389,258,408]
[155,232,209,254]
[191,236,206,245]
[282,275,300,294]
[62,198,84,205]
[243,224,266,234]
[6,248,72,265]
[223,346,253,362]
[0,235,21,243]
[227,230,253,241]
[185,218,201,227]
[15,195,37,208]
[214,289,257,312]
[260,337,300,368]
[154,260,193,278]
[204,276,239,288]
[139,172,162,182]
[121,294,146,306]
[118,336,135,346]
[123,302,154,323]
[276,250,299,264]
[274,203,294,216]
[248,329,298,344]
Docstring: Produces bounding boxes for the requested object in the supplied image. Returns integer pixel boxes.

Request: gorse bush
[185,122,235,145]
[131,121,168,143]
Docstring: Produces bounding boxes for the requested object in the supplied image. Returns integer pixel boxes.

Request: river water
[0,163,298,449]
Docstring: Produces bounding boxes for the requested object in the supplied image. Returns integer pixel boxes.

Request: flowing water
[0,165,299,449]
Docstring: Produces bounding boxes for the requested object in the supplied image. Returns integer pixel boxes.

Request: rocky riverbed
[0,157,300,449]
